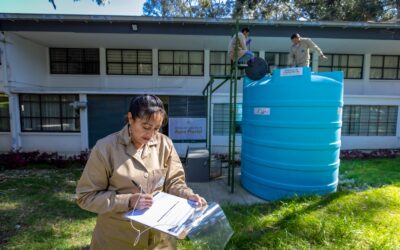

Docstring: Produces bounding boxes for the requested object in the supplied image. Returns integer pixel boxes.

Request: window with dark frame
[370,55,400,80]
[319,54,363,79]
[210,51,231,76]
[210,51,260,76]
[166,96,206,142]
[19,94,80,132]
[342,105,398,136]
[0,93,10,132]
[264,52,276,73]
[213,103,242,135]
[278,52,290,68]
[106,49,152,75]
[159,50,204,76]
[168,96,207,117]
[265,52,290,73]
[50,48,99,74]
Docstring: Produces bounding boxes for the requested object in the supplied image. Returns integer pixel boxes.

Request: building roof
[0,13,399,40]
[1,13,400,28]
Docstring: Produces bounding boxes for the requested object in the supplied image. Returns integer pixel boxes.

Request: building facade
[0,14,399,156]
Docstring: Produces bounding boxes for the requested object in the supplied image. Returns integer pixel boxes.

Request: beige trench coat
[76,125,195,250]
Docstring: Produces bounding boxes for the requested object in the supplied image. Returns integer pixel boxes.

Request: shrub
[0,151,28,169]
[340,149,400,160]
[213,149,400,164]
[0,150,90,170]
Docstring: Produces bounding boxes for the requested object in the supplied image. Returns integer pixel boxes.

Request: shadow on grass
[223,190,352,247]
[0,168,96,248]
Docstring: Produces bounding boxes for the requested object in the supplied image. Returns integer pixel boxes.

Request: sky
[0,0,145,16]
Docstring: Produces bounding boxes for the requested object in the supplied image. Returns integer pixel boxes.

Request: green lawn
[0,169,94,249]
[1,157,399,249]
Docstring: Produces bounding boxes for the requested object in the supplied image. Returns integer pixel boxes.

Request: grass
[0,157,399,249]
[0,168,95,249]
[219,186,400,249]
[339,157,400,188]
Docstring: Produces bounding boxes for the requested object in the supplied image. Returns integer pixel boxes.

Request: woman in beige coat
[76,95,207,250]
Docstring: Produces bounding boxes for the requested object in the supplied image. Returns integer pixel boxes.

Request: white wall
[340,95,400,149]
[20,133,82,155]
[45,45,209,96]
[46,75,208,96]
[5,32,47,89]
[344,79,400,96]
[0,133,11,152]
[4,31,400,153]
[209,94,400,153]
[7,32,400,97]
[341,136,399,150]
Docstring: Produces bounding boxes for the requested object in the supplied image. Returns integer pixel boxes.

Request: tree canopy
[49,0,108,10]
[142,0,235,18]
[48,0,399,22]
[142,0,400,22]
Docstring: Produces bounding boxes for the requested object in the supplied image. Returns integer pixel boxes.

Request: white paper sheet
[125,192,197,238]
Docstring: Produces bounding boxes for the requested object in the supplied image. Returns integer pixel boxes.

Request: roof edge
[1,13,399,29]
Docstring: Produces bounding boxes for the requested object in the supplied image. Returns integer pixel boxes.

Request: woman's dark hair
[128,95,167,126]
[291,33,300,39]
[241,27,250,33]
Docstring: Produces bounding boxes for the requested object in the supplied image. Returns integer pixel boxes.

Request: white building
[0,14,399,156]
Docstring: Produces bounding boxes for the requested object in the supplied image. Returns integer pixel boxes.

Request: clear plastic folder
[125,192,233,248]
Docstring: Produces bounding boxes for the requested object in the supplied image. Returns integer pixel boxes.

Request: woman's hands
[129,192,206,210]
[129,193,153,210]
[188,194,207,207]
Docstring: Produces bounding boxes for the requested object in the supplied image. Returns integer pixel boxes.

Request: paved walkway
[188,167,267,205]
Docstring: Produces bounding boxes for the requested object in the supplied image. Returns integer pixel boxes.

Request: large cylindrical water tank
[241,67,344,200]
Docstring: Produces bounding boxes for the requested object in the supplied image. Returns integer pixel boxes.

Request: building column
[274,53,279,69]
[312,53,319,72]
[79,94,89,151]
[363,54,371,80]
[99,47,106,76]
[1,34,21,151]
[204,49,210,82]
[397,104,400,139]
[152,48,158,77]
[9,93,21,151]
[259,50,265,60]
[99,48,107,89]
[0,37,7,90]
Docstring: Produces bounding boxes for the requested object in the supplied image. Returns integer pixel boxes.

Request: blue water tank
[241,67,344,201]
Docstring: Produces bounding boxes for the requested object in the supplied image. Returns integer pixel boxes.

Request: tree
[233,0,398,22]
[49,0,399,22]
[49,0,109,10]
[294,0,388,21]
[381,0,400,21]
[142,0,235,18]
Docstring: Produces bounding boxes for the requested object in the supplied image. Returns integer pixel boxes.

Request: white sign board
[280,67,303,77]
[254,107,270,116]
[169,118,206,140]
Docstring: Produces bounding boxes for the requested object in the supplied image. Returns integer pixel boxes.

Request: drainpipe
[1,32,22,151]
